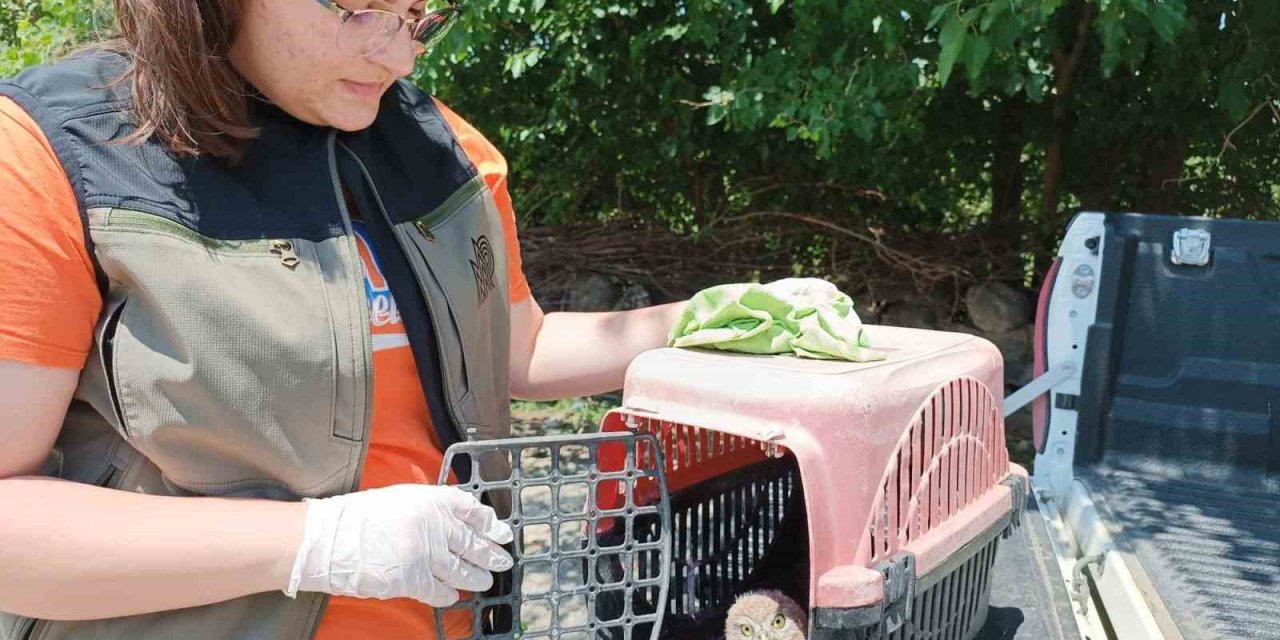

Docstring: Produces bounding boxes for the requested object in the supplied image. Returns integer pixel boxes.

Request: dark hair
[100,0,257,160]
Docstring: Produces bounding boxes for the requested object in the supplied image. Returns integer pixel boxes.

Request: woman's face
[229,0,425,131]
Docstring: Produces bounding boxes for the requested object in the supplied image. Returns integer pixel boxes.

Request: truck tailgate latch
[1172,228,1212,266]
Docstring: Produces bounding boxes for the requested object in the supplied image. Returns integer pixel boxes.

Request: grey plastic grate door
[434,432,673,640]
[850,534,1002,640]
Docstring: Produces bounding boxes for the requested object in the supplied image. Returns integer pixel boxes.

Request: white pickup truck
[988,211,1280,640]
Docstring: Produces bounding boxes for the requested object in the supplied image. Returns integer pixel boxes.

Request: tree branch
[1039,2,1096,266]
[1217,98,1274,160]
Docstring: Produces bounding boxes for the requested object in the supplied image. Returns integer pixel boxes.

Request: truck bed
[1080,460,1280,639]
[1047,213,1280,639]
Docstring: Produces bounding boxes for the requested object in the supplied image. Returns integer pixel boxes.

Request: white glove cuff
[283,496,343,599]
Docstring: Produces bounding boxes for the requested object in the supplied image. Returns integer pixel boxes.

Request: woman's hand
[286,484,514,606]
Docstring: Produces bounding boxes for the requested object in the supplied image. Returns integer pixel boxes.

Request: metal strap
[1003,361,1077,417]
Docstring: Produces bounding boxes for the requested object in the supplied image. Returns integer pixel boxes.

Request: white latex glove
[284,484,515,607]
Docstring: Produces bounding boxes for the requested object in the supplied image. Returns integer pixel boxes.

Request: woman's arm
[507,297,686,401]
[0,477,305,620]
[0,359,511,621]
[0,359,306,621]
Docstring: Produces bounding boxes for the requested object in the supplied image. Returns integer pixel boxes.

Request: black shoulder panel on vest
[0,50,129,294]
[2,52,481,256]
[338,80,479,224]
[1,49,350,246]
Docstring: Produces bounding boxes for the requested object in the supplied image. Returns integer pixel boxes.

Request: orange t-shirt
[0,96,530,639]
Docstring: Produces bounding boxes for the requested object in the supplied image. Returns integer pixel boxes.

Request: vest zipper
[333,141,470,444]
[101,210,301,267]
[270,240,300,268]
[417,178,486,232]
[413,220,435,242]
[326,133,375,494]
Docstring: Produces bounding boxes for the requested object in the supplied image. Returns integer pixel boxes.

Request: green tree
[0,0,112,77]
[3,0,1276,285]
[414,0,1276,274]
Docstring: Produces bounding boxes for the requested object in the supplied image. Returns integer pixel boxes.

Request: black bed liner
[1069,213,1280,639]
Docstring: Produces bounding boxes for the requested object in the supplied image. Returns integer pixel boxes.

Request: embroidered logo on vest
[470,235,496,305]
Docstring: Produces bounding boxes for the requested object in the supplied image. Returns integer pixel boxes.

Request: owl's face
[724,592,807,640]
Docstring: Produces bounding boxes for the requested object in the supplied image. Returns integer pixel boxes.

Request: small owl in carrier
[724,590,807,640]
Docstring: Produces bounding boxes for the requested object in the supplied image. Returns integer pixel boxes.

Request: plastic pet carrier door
[435,431,673,640]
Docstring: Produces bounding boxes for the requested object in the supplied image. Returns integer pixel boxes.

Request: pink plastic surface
[614,324,1016,610]
[1032,258,1061,453]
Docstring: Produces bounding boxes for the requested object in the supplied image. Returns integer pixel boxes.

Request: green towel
[668,278,885,362]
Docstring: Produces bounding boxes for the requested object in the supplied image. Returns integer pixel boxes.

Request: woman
[0,0,685,638]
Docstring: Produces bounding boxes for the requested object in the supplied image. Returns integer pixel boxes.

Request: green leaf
[980,1,1008,31]
[1026,72,1047,102]
[1219,79,1250,122]
[769,0,786,14]
[661,24,689,41]
[938,16,967,86]
[524,47,543,67]
[1097,17,1125,76]
[707,104,728,126]
[927,4,951,30]
[965,36,992,85]
[1147,3,1186,44]
[988,12,1021,51]
[507,54,525,78]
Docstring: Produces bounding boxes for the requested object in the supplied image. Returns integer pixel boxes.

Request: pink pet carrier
[436,324,1028,640]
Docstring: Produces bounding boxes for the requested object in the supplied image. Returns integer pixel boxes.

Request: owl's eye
[740,623,754,637]
[772,614,787,629]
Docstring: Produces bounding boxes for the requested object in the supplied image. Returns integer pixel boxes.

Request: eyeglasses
[316,0,461,57]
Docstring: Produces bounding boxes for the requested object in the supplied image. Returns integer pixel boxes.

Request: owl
[724,590,807,640]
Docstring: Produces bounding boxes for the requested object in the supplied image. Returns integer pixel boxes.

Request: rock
[965,281,1033,333]
[532,288,562,311]
[564,274,620,312]
[880,296,939,330]
[612,283,652,311]
[938,322,1034,387]
[1004,406,1037,468]
[852,297,884,325]
[943,323,983,337]
[987,325,1033,387]
[858,284,940,329]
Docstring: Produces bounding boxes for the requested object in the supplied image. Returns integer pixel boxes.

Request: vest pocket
[88,209,356,497]
[99,297,130,434]
[402,232,472,403]
[398,178,510,436]
[12,617,37,640]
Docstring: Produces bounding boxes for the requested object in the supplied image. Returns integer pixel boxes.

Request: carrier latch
[1001,474,1028,537]
[875,552,916,634]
